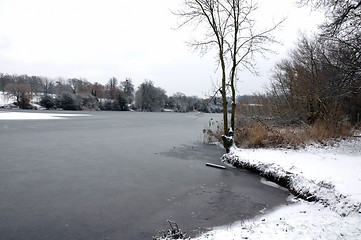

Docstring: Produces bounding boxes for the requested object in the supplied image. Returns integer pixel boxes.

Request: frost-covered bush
[56,92,100,110]
[98,100,112,111]
[57,92,80,110]
[40,95,56,109]
[77,93,98,110]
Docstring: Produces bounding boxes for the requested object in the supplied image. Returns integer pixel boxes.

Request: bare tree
[121,78,135,104]
[176,0,283,152]
[268,34,360,124]
[5,83,32,109]
[298,0,361,122]
[0,73,9,93]
[107,77,119,100]
[67,78,90,95]
[40,77,54,96]
[298,0,360,79]
[89,82,105,98]
[298,0,360,32]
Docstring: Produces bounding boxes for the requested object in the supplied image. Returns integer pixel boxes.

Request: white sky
[0,0,324,97]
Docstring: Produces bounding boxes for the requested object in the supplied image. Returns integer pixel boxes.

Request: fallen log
[206,163,226,169]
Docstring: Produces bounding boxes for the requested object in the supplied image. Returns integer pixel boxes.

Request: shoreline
[194,138,361,239]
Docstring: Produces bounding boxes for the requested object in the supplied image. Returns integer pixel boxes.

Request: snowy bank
[0,92,45,109]
[223,139,361,216]
[194,138,361,240]
[195,199,361,240]
[0,93,15,108]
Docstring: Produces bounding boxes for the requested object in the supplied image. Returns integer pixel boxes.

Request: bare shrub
[204,119,354,149]
[307,120,353,142]
[4,83,32,109]
[235,123,285,148]
[203,118,223,144]
[153,220,187,240]
[244,123,269,147]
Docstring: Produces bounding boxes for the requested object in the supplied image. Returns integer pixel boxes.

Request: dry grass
[307,120,353,142]
[203,125,223,144]
[205,120,354,149]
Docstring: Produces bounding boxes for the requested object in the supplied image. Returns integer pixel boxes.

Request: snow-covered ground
[0,91,43,109]
[194,138,361,240]
[0,92,15,107]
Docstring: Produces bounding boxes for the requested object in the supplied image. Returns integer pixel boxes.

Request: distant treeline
[0,74,223,113]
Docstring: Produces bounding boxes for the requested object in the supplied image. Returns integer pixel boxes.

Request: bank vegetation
[205,0,360,148]
[0,75,223,113]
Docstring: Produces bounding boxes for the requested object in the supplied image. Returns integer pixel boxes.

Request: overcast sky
[0,0,324,97]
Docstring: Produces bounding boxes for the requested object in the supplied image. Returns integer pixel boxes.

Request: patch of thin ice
[260,177,288,191]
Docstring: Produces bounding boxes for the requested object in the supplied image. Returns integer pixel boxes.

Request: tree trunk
[220,50,233,153]
[230,68,236,133]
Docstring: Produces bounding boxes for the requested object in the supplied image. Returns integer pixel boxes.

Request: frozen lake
[0,111,289,239]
